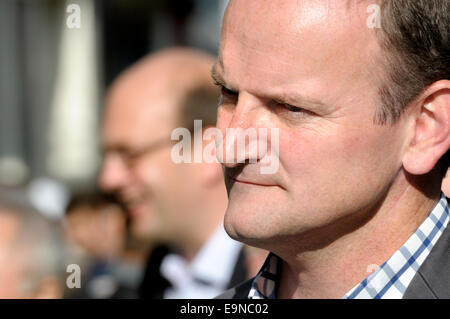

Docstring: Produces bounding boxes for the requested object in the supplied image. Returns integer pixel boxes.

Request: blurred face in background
[0,210,61,299]
[0,212,22,298]
[65,204,126,260]
[99,60,210,244]
[216,0,412,249]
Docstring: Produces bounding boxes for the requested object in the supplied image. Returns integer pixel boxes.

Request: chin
[223,194,329,251]
[130,220,155,239]
[223,204,282,249]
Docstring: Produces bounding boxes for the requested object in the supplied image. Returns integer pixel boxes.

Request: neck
[176,187,228,263]
[277,172,441,299]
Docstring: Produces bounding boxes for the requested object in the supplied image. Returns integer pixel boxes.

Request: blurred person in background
[64,192,144,299]
[99,47,254,298]
[0,196,66,298]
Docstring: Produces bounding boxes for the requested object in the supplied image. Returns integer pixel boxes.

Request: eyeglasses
[105,137,174,169]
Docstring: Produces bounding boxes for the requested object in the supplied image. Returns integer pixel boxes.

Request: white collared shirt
[160,224,243,299]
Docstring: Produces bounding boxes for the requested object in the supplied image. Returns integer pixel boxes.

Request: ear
[403,81,450,175]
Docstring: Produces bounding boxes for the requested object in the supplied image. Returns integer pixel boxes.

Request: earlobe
[403,148,435,175]
[403,83,450,176]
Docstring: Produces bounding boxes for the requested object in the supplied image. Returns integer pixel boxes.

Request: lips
[225,168,280,188]
[119,193,146,215]
[126,201,148,218]
[233,177,278,187]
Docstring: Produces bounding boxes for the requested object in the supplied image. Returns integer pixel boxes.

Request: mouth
[233,178,278,187]
[225,171,280,188]
[120,196,147,216]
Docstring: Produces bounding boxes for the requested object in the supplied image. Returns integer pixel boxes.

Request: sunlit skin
[214,0,450,298]
[443,170,450,197]
[99,48,228,260]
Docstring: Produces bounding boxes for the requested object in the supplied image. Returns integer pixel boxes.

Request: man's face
[216,0,411,248]
[66,205,125,259]
[99,77,200,240]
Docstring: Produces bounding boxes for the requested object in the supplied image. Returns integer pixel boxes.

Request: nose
[98,153,131,193]
[217,92,271,168]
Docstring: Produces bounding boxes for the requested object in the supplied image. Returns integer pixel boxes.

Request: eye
[220,85,238,98]
[214,82,238,107]
[213,79,238,97]
[272,101,313,122]
[276,101,305,113]
[282,103,304,113]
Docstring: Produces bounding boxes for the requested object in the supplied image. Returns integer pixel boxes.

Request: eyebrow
[272,92,332,113]
[211,60,334,113]
[101,144,127,155]
[211,61,234,90]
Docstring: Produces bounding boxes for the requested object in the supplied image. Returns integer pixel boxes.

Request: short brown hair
[376,0,449,174]
[65,191,124,215]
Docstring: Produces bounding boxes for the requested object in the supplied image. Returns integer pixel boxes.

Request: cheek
[134,153,192,203]
[134,163,160,188]
[134,151,174,184]
[280,125,401,190]
[279,128,344,175]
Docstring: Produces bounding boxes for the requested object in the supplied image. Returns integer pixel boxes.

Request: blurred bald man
[99,48,251,298]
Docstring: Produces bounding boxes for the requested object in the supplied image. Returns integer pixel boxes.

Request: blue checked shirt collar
[248,194,450,299]
[248,252,282,299]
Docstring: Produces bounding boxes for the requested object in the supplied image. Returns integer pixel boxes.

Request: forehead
[219,0,380,105]
[102,75,179,150]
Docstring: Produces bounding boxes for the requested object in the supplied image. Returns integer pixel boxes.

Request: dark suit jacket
[140,244,248,299]
[217,198,450,299]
